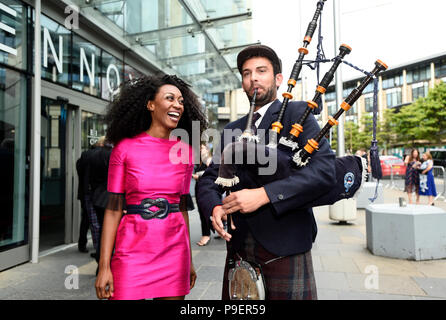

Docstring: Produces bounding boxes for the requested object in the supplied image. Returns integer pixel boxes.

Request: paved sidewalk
[0,184,445,300]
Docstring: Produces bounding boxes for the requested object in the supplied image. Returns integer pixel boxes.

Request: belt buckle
[140,198,170,220]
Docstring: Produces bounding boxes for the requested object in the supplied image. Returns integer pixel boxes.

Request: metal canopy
[70,0,255,95]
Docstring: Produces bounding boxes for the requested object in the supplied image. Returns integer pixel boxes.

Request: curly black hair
[105,74,208,146]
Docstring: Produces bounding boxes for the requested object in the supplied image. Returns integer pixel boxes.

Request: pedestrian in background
[87,136,112,266]
[417,151,437,205]
[192,144,213,246]
[76,145,94,253]
[95,74,207,300]
[404,148,420,204]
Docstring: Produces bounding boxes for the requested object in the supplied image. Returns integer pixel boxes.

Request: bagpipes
[267,0,326,149]
[215,0,387,208]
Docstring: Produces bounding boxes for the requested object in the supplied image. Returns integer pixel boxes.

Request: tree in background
[377,109,398,154]
[391,82,446,146]
[414,82,446,144]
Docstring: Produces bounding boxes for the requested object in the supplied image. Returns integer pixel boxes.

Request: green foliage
[390,82,446,146]
[330,120,369,154]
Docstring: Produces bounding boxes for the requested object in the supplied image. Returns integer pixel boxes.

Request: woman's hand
[95,266,114,299]
[190,264,197,290]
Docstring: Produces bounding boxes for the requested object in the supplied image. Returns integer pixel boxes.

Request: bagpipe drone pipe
[215,0,388,207]
[216,60,387,207]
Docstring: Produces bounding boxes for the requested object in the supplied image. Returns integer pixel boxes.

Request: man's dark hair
[237,44,282,76]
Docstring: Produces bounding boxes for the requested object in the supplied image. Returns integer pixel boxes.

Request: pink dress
[107,132,194,300]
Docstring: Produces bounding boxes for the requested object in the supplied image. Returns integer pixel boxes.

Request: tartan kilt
[222,231,317,300]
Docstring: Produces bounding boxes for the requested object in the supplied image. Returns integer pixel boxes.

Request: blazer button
[278,194,284,200]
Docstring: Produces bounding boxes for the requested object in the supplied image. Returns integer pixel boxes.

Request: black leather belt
[124,198,180,220]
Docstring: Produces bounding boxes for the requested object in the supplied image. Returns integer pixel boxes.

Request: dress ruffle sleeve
[181,144,195,195]
[106,141,126,211]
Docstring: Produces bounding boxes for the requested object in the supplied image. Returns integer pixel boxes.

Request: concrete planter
[366,204,446,260]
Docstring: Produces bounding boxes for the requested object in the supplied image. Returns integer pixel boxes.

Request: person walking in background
[417,151,437,206]
[95,74,207,300]
[404,148,420,204]
[192,144,213,246]
[86,136,112,266]
[76,146,94,253]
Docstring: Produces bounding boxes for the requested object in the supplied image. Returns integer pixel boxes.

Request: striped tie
[251,112,261,134]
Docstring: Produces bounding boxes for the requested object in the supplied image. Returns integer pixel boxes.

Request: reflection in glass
[0,67,27,251]
[100,51,123,101]
[81,111,107,152]
[72,34,101,97]
[40,98,66,251]
[124,64,145,82]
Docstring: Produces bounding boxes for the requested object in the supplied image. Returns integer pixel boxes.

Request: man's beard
[247,85,276,107]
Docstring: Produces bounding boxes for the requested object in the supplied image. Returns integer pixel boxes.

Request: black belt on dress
[124,198,180,220]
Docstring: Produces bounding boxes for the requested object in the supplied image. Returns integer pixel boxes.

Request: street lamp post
[333,0,345,156]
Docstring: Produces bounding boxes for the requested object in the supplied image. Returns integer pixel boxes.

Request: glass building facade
[0,0,253,270]
[0,0,30,269]
[321,54,444,127]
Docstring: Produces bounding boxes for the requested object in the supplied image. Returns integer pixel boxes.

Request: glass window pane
[81,111,107,151]
[386,88,401,107]
[72,34,101,97]
[100,51,123,101]
[435,59,446,78]
[0,67,28,250]
[365,95,374,113]
[124,64,146,82]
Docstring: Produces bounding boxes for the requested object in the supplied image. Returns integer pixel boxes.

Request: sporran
[228,257,266,300]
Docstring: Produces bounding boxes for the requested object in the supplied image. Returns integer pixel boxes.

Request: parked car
[380,155,406,178]
[430,149,446,169]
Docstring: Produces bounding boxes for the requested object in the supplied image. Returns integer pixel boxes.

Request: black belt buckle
[140,198,170,220]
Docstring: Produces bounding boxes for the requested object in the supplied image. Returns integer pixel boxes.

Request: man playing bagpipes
[196,44,337,300]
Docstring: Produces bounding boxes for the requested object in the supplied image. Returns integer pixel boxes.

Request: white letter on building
[0,3,17,56]
[106,64,121,96]
[43,28,63,74]
[80,48,95,85]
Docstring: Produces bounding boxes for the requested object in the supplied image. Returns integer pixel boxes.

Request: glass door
[40,97,67,251]
[0,69,28,259]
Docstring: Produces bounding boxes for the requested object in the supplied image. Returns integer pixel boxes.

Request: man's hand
[222,187,270,214]
[212,205,235,242]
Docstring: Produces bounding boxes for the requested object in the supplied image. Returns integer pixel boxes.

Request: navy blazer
[196,99,336,256]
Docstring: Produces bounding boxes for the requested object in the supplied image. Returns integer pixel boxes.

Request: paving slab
[412,277,446,299]
[1,189,446,300]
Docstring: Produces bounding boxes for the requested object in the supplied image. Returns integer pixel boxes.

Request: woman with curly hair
[95,74,207,300]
